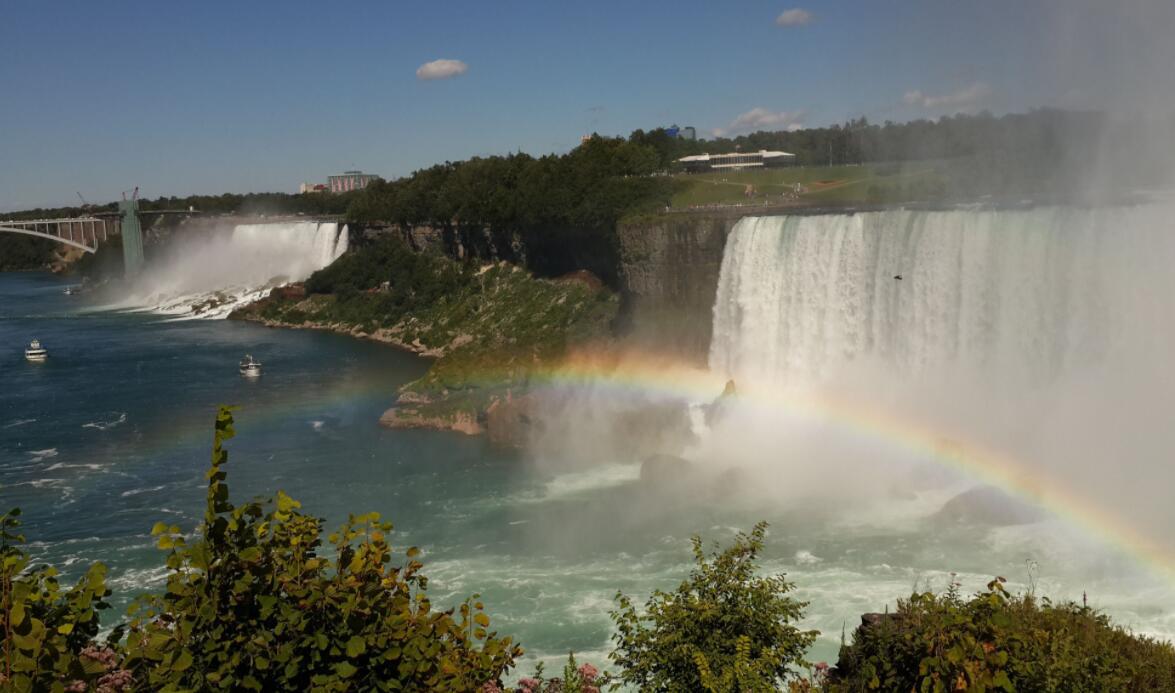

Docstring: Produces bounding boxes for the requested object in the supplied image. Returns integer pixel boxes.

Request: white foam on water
[108,565,171,592]
[537,463,642,502]
[82,412,126,431]
[2,418,36,429]
[44,462,105,471]
[120,485,166,497]
[26,448,58,462]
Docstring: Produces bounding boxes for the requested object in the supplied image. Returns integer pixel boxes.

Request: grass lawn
[668,162,945,207]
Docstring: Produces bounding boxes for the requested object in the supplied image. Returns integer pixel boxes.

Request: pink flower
[577,662,600,682]
[518,677,541,692]
[480,683,502,693]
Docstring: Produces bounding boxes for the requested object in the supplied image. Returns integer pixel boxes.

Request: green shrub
[0,510,123,693]
[829,577,1175,692]
[609,522,816,692]
[120,406,522,691]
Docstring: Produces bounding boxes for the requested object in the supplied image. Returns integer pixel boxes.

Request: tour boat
[25,339,48,362]
[63,286,80,295]
[239,354,262,377]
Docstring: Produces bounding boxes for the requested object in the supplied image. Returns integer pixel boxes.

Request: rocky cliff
[615,213,738,362]
[357,213,743,363]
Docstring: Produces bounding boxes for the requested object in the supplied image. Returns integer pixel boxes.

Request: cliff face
[615,214,737,363]
[359,213,742,363]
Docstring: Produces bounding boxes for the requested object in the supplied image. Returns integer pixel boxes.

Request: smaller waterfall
[114,221,349,319]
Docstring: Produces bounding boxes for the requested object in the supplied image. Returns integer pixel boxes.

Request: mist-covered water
[103,221,348,318]
[4,204,1175,675]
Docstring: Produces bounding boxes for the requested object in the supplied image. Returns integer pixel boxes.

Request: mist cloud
[713,107,805,137]
[903,82,992,112]
[775,8,813,27]
[416,59,469,81]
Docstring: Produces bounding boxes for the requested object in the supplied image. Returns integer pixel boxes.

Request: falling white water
[710,206,1175,389]
[706,204,1175,553]
[112,221,348,319]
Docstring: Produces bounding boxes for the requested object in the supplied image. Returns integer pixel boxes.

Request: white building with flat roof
[677,150,795,172]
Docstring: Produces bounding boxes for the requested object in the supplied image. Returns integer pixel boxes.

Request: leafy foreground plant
[1,406,521,692]
[609,522,817,692]
[828,577,1175,692]
[119,406,522,691]
[0,510,124,692]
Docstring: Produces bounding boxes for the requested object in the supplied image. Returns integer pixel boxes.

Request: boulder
[933,486,1044,526]
[485,393,537,448]
[704,379,738,427]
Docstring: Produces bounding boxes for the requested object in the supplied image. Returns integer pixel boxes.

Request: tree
[609,522,816,692]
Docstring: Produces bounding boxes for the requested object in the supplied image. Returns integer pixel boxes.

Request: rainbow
[140,344,1175,584]
[517,351,1175,583]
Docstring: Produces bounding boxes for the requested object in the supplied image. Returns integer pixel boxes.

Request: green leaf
[276,490,301,513]
[335,661,358,678]
[346,635,367,658]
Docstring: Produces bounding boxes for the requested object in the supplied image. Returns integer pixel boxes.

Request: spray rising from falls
[119,221,348,319]
[706,206,1175,555]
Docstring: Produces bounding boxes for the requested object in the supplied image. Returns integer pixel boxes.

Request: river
[2,269,1174,673]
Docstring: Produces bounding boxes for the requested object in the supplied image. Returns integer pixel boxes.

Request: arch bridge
[1,198,199,276]
[0,217,111,253]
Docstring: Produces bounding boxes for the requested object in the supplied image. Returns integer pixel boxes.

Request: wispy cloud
[775,8,813,27]
[416,59,469,81]
[903,82,992,111]
[713,107,806,137]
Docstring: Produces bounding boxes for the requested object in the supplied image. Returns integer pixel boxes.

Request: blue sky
[0,1,1168,210]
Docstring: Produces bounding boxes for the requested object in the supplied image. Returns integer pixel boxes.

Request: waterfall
[703,204,1175,550]
[709,206,1175,390]
[116,221,349,319]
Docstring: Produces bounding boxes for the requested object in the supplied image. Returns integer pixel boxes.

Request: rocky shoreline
[229,261,620,444]
[231,309,493,437]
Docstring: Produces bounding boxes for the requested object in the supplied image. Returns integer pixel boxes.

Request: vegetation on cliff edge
[236,236,618,425]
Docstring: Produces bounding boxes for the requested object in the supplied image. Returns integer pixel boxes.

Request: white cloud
[775,8,813,27]
[713,107,806,137]
[416,59,468,81]
[903,82,992,111]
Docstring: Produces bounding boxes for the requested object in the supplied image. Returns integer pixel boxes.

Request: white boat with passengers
[239,354,262,377]
[25,339,48,362]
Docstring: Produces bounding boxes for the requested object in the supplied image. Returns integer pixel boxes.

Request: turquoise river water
[3,270,1174,672]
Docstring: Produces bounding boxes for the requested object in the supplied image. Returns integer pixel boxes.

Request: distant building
[299,182,328,194]
[679,126,697,141]
[676,150,795,172]
[328,171,378,193]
